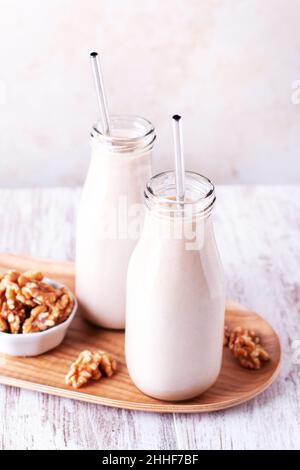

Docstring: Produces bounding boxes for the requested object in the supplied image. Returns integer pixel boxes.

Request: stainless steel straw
[172,115,185,203]
[90,52,111,135]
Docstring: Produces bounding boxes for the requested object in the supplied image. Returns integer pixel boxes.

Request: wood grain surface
[0,254,281,413]
[0,186,299,449]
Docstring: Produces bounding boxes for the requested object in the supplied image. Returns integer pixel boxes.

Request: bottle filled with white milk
[126,171,225,401]
[76,116,156,329]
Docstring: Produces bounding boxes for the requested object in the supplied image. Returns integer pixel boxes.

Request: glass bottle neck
[90,115,156,157]
[144,171,216,219]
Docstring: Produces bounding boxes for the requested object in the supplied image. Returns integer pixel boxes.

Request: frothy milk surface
[126,177,225,401]
[76,120,153,329]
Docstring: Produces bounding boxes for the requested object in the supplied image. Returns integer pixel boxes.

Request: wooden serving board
[0,253,281,413]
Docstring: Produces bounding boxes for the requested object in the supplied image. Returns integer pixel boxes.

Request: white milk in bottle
[76,116,155,329]
[126,171,225,400]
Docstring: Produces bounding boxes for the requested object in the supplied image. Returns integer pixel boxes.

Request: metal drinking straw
[90,51,111,135]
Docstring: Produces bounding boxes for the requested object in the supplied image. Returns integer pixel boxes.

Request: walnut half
[224,325,270,370]
[65,350,117,389]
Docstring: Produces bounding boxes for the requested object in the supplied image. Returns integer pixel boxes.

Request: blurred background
[0,0,300,187]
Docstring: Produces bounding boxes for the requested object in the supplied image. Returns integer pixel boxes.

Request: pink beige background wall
[0,0,299,187]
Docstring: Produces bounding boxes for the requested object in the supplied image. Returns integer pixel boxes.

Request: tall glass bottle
[126,171,225,400]
[76,116,156,329]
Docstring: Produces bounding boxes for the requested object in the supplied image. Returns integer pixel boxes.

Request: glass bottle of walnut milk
[76,50,155,329]
[126,117,225,401]
[76,115,155,329]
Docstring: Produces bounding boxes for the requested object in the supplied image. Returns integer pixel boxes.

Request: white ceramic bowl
[0,278,77,357]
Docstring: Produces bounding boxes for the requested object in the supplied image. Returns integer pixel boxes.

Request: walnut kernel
[65,350,117,389]
[224,325,270,370]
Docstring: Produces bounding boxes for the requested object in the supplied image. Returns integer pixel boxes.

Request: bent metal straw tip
[90,51,98,58]
[172,114,182,121]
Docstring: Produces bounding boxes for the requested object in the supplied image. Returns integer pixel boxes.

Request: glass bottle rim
[144,170,216,217]
[90,115,156,154]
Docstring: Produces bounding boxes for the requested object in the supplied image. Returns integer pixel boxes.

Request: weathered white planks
[0,186,299,450]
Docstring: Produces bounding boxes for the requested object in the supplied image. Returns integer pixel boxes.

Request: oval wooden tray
[0,254,281,413]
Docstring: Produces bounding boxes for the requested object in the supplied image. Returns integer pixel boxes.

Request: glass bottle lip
[144,171,216,217]
[90,115,156,154]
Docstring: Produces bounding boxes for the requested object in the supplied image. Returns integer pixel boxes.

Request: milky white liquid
[126,211,225,401]
[76,140,152,329]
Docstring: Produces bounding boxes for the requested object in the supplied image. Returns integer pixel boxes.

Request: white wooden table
[0,186,299,450]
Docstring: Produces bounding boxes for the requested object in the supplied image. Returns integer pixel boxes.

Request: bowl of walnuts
[0,270,77,356]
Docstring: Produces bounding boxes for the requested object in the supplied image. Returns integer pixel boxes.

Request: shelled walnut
[65,350,117,389]
[1,301,26,334]
[0,316,9,333]
[224,325,270,370]
[0,269,74,334]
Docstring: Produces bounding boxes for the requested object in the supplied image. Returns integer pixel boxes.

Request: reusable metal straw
[172,115,185,203]
[90,52,111,135]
